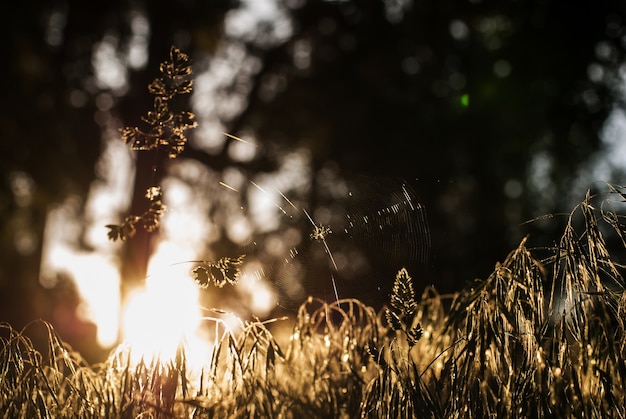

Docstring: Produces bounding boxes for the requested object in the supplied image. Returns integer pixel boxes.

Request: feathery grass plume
[440,237,547,418]
[101,344,192,418]
[191,255,246,288]
[121,46,196,158]
[106,186,165,241]
[385,267,423,348]
[363,269,445,419]
[107,46,197,241]
[0,321,97,418]
[183,315,288,417]
[544,185,626,417]
[281,298,379,417]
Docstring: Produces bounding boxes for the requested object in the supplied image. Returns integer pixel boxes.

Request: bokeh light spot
[460,93,470,107]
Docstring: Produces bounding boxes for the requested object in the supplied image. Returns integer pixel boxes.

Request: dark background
[2,0,626,362]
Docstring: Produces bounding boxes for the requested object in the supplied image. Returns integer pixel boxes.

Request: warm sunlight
[121,260,205,364]
[9,1,626,416]
[42,243,121,347]
[40,194,124,348]
[39,126,135,349]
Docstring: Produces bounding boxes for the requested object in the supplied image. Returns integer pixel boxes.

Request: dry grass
[3,184,626,417]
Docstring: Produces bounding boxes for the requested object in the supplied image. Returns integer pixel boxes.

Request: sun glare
[40,201,122,348]
[121,265,204,364]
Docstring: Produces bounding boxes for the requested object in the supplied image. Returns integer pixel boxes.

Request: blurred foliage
[2,0,626,360]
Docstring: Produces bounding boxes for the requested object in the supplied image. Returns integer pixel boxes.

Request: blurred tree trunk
[117,5,175,292]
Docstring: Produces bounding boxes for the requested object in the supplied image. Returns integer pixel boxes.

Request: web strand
[302,209,340,302]
[216,175,430,310]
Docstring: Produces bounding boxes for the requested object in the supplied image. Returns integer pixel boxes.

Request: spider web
[236,175,432,313]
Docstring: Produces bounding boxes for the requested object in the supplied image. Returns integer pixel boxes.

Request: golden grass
[4,186,626,417]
